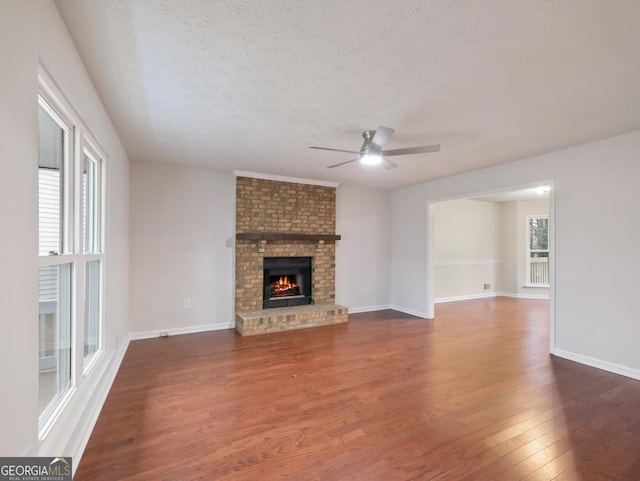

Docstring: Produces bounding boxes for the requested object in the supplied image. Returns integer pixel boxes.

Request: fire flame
[271,276,300,297]
[274,276,297,290]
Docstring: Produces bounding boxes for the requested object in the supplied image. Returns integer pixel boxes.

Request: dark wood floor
[75,298,640,480]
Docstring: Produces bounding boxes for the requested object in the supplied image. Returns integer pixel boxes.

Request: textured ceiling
[54,0,640,189]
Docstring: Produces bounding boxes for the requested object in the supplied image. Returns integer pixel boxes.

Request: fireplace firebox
[263,257,312,309]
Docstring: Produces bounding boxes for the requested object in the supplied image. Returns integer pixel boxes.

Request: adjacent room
[2,1,640,479]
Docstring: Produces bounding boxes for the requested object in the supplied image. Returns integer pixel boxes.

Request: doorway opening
[426,181,555,352]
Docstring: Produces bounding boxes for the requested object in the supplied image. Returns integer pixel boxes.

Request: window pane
[529,218,549,250]
[38,104,66,256]
[84,260,101,363]
[83,151,100,253]
[39,264,72,419]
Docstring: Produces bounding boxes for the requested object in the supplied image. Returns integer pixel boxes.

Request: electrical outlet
[183,298,191,308]
[484,283,491,290]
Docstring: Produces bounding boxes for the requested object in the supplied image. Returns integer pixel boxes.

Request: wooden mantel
[236,232,341,242]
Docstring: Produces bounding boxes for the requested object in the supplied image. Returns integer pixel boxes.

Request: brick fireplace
[234,175,348,335]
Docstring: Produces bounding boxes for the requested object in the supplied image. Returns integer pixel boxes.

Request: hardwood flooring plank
[74,298,640,480]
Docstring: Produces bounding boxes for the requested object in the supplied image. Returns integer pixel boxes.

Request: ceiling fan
[309,126,440,169]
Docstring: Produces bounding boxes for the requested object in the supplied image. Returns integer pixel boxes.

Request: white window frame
[38,69,107,439]
[525,214,550,287]
[37,91,77,438]
[80,138,106,373]
[37,97,73,256]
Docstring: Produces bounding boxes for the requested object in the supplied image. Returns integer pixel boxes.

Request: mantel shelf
[236,232,341,242]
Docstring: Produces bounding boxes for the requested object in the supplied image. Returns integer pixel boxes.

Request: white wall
[336,184,390,312]
[129,163,234,336]
[500,202,518,294]
[390,186,430,317]
[433,199,501,301]
[128,175,389,327]
[0,0,130,461]
[390,130,640,378]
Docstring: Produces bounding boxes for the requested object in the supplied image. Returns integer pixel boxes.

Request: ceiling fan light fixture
[360,153,382,165]
[311,126,441,169]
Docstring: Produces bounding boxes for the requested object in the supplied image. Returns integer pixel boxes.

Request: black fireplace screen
[263,257,312,309]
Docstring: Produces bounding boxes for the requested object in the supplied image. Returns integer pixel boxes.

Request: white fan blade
[383,144,440,156]
[310,146,360,154]
[382,157,398,170]
[327,158,359,169]
[371,126,395,150]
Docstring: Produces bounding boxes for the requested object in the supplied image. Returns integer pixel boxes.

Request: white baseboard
[435,292,550,302]
[389,305,428,319]
[38,335,131,477]
[67,337,130,477]
[347,304,391,314]
[499,291,550,300]
[435,292,497,304]
[22,443,35,457]
[65,322,234,474]
[553,349,640,381]
[129,321,234,341]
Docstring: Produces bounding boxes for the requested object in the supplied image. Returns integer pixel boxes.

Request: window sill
[82,348,103,377]
[38,385,77,441]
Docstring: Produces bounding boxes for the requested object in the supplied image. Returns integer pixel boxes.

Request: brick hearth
[234,176,347,335]
[236,304,348,336]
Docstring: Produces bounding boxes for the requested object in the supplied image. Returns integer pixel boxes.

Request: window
[82,147,104,367]
[83,149,102,254]
[38,99,69,257]
[38,98,73,429]
[84,260,102,363]
[38,264,73,419]
[526,215,549,286]
[38,75,106,436]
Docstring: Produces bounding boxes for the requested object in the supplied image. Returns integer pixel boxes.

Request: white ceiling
[54,0,640,190]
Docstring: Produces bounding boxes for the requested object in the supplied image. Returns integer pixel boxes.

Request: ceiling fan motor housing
[360,129,379,155]
[309,125,439,169]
